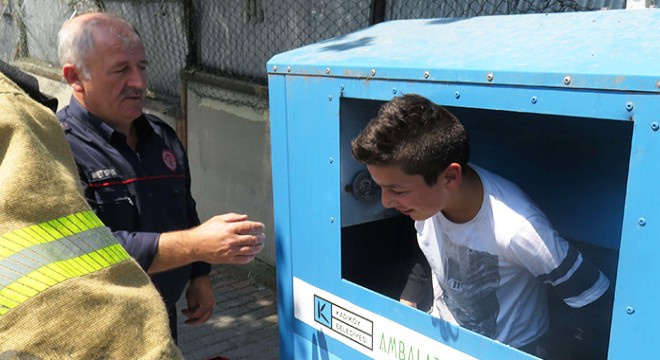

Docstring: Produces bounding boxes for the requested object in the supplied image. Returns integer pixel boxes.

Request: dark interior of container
[340,97,632,359]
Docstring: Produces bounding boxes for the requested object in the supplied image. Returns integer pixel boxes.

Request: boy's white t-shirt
[415,165,609,348]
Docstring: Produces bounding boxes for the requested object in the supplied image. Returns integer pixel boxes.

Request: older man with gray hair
[56,12,266,342]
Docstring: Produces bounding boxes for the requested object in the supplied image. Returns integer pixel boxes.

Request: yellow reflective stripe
[0,210,105,262]
[0,233,27,252]
[0,247,12,258]
[0,294,18,309]
[0,211,131,316]
[0,243,129,316]
[26,223,57,242]
[38,264,69,282]
[4,230,38,247]
[79,254,104,272]
[80,210,104,228]
[99,249,120,261]
[27,269,59,287]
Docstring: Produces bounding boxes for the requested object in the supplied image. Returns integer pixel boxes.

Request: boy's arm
[400,245,432,311]
[510,216,610,308]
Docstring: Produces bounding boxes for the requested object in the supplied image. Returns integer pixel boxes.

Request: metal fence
[1,0,627,104]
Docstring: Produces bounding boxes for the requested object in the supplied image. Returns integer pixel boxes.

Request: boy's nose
[381,192,395,209]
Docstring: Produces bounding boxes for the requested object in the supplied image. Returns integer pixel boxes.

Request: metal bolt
[454,91,461,99]
[325,67,331,74]
[370,68,376,76]
[286,66,291,72]
[486,73,494,82]
[392,88,397,94]
[626,306,635,315]
[638,218,647,226]
[563,76,572,85]
[651,122,659,131]
[531,96,538,104]
[424,71,430,79]
[328,157,334,164]
[272,65,278,72]
[625,102,635,112]
[330,217,335,223]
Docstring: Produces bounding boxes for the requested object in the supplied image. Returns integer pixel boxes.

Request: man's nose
[127,67,146,89]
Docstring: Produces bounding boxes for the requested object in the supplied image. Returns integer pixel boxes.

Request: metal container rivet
[370,68,376,76]
[563,76,572,85]
[651,122,659,131]
[424,71,430,79]
[638,217,646,226]
[626,306,635,315]
[325,67,331,74]
[487,73,494,82]
[392,88,397,94]
[272,65,277,72]
[328,157,334,164]
[330,217,335,223]
[625,102,635,112]
[454,91,461,99]
[531,96,538,104]
[286,66,291,72]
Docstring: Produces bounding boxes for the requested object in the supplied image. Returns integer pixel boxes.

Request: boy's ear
[441,163,463,189]
[62,64,85,93]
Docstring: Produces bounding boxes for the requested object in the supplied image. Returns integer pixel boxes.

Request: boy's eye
[391,189,406,196]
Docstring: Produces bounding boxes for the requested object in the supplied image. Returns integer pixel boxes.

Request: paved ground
[176,263,280,360]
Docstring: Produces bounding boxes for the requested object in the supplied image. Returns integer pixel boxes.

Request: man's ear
[441,163,463,190]
[62,64,85,93]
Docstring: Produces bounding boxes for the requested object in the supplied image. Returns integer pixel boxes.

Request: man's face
[79,29,147,127]
[367,164,448,221]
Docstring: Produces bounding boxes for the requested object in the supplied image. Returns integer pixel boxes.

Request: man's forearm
[148,230,196,274]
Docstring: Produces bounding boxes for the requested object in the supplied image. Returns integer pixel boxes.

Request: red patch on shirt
[162,149,177,171]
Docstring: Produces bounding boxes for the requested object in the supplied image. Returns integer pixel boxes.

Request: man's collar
[68,97,115,142]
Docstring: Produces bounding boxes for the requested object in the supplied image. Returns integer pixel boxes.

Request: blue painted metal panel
[269,9,660,93]
[285,76,342,289]
[268,74,294,360]
[608,104,660,359]
[269,8,660,360]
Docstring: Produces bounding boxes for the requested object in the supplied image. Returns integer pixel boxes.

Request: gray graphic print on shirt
[440,237,500,339]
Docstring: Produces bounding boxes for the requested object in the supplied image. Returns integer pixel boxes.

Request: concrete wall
[184,82,275,266]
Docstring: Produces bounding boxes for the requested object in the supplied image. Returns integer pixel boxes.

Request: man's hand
[188,213,265,264]
[181,275,215,325]
[149,213,265,273]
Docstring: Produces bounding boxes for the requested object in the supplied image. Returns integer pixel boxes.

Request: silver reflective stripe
[0,211,131,315]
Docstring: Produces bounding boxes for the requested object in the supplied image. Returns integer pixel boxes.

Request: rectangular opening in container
[339,97,632,359]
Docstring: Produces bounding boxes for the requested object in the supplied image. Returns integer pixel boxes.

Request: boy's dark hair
[351,94,470,186]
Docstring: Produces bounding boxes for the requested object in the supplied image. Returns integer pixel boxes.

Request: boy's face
[367,164,449,221]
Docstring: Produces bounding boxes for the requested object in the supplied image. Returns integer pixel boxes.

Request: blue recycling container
[268,8,660,359]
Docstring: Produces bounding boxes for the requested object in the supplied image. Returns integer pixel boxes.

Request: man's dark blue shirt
[57,97,211,332]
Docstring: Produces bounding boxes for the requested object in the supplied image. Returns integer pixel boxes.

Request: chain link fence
[1,0,628,105]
